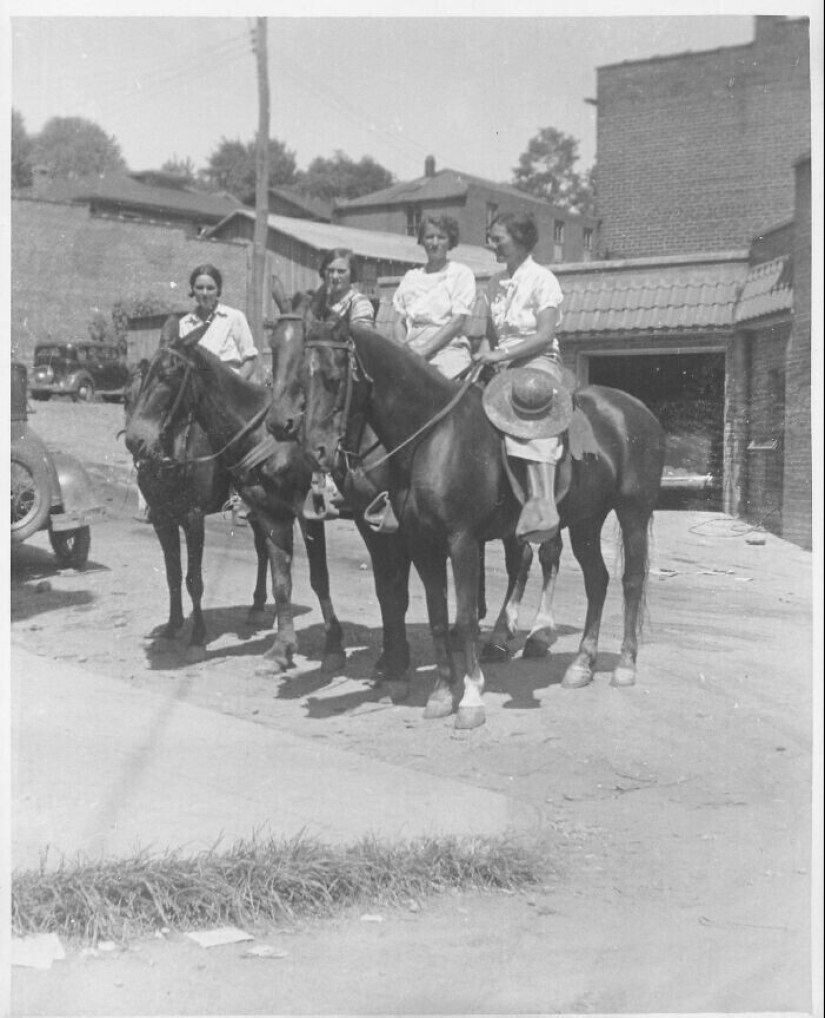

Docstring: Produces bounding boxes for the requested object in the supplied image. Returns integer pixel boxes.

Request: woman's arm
[391,309,408,346]
[476,306,558,365]
[414,315,469,359]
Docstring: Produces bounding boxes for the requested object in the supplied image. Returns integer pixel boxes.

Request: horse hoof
[611,665,637,687]
[184,644,207,664]
[424,691,454,719]
[379,679,410,703]
[562,663,593,688]
[480,641,511,663]
[454,706,486,730]
[321,650,347,675]
[522,636,551,659]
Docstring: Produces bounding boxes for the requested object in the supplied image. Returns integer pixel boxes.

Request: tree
[12,109,34,188]
[295,151,394,202]
[31,116,126,179]
[512,126,595,215]
[160,156,198,187]
[201,136,296,201]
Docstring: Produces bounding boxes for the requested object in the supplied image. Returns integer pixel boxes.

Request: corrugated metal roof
[336,168,555,211]
[734,257,793,323]
[211,209,499,275]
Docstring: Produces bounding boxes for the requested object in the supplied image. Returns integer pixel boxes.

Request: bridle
[135,343,270,473]
[303,330,483,479]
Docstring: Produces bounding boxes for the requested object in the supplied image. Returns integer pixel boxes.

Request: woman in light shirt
[391,215,477,380]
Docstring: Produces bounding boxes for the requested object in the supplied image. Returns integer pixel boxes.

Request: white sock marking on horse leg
[459,670,485,708]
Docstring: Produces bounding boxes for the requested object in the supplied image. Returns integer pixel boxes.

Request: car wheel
[74,380,95,403]
[49,525,91,569]
[11,449,52,542]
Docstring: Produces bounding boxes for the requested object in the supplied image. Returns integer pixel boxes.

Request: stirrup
[303,472,341,521]
[363,491,399,534]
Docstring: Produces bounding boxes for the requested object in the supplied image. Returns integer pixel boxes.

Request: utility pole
[251,17,270,344]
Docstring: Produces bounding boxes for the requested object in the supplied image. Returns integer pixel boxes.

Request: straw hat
[483,368,573,439]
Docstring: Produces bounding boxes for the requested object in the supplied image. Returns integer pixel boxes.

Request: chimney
[424,155,436,178]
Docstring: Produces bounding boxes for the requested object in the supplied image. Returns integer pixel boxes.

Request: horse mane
[348,322,457,407]
[189,344,270,414]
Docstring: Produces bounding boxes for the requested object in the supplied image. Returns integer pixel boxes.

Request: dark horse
[123,362,270,661]
[268,318,666,729]
[272,309,566,665]
[125,318,412,679]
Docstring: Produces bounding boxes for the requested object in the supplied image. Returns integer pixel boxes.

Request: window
[583,227,593,252]
[486,202,498,231]
[553,220,565,261]
[405,205,422,237]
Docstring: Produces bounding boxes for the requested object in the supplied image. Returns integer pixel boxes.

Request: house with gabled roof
[332,156,598,265]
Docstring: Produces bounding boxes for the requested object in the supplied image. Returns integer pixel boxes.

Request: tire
[11,449,52,542]
[49,525,91,569]
[74,379,95,403]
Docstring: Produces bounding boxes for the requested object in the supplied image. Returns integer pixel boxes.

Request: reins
[306,334,484,476]
[145,344,272,473]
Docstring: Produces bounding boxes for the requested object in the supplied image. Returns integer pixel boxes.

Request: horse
[124,320,347,674]
[123,362,270,661]
[271,305,566,666]
[267,317,666,729]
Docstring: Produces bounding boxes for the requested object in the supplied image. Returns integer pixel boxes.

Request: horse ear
[159,314,180,348]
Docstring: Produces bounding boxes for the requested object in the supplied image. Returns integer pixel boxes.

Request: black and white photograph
[5,4,822,1016]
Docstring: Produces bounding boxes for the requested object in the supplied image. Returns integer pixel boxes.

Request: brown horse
[124,320,347,674]
[123,363,270,660]
[267,318,666,729]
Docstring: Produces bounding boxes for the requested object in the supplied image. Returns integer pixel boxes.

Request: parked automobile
[29,341,130,403]
[11,363,103,569]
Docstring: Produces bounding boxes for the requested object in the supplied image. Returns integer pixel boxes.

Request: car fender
[66,371,94,393]
[11,433,59,543]
[50,451,100,514]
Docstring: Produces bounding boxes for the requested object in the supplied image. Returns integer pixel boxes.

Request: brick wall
[11,198,250,364]
[742,324,791,535]
[782,156,812,548]
[596,17,810,259]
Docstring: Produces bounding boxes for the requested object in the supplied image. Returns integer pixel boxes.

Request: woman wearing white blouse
[391,215,477,380]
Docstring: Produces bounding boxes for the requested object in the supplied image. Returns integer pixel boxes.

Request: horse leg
[411,544,457,719]
[355,520,412,691]
[523,532,563,659]
[611,505,653,687]
[449,541,487,650]
[258,515,299,674]
[481,535,531,662]
[151,516,185,640]
[299,518,346,673]
[562,519,609,688]
[451,533,486,730]
[247,516,270,624]
[182,511,208,663]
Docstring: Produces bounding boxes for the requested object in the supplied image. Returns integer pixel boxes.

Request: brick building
[333,157,598,265]
[10,197,249,365]
[596,16,811,260]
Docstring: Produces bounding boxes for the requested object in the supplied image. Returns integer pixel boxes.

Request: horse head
[267,309,312,440]
[267,314,365,475]
[123,340,196,466]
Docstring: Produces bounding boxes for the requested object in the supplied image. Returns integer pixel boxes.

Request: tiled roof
[734,257,793,323]
[210,210,499,275]
[336,168,555,211]
[560,273,742,334]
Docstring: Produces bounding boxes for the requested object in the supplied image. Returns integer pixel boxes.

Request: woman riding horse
[267,315,665,730]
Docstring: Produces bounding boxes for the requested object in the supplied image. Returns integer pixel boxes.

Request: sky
[8,10,809,187]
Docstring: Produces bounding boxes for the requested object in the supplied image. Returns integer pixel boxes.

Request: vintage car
[11,362,103,569]
[29,340,130,402]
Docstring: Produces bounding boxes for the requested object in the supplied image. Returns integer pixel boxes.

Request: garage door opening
[587,352,725,510]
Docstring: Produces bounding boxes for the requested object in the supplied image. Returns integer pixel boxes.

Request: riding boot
[516,462,559,545]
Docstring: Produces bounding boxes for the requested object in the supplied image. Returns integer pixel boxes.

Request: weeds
[12,833,548,944]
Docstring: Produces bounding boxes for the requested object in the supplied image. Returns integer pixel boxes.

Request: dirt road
[10,399,816,1015]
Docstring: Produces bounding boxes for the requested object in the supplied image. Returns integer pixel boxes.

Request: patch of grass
[12,833,548,944]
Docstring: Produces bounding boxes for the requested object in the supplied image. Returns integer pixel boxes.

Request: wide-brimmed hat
[483,368,573,439]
